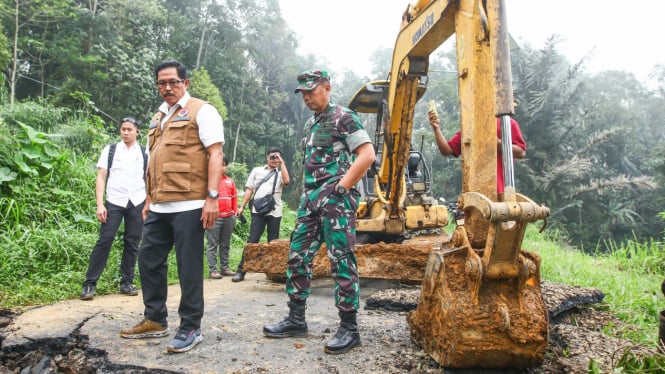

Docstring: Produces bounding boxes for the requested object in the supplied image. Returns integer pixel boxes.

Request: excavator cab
[349,79,447,243]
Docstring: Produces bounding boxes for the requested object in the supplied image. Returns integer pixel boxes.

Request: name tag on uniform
[171,116,190,122]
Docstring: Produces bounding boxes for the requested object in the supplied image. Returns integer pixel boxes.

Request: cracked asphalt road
[2,274,438,373]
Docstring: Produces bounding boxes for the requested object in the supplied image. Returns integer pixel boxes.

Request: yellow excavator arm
[387,0,553,368]
[350,0,459,238]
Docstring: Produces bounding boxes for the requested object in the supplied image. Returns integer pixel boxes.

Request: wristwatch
[335,184,348,195]
[207,190,219,199]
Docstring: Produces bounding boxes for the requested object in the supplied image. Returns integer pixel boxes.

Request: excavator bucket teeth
[408,247,548,368]
[242,235,447,282]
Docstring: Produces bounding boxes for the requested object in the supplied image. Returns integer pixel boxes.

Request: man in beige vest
[120,60,224,354]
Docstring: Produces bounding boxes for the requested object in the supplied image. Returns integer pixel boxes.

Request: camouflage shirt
[301,102,371,190]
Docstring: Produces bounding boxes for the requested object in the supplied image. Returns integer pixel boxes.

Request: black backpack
[106,143,148,182]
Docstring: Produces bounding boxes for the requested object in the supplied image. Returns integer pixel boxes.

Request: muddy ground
[0,275,658,373]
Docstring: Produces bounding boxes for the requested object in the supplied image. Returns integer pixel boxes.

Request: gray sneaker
[167,328,203,353]
[119,283,139,296]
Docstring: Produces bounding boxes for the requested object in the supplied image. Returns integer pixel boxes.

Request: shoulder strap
[106,143,148,181]
[107,143,117,171]
[269,171,278,194]
[139,145,148,177]
[251,169,278,201]
[105,143,117,184]
[254,169,277,192]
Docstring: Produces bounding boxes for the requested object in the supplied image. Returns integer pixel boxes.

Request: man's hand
[428,110,441,129]
[96,205,107,223]
[202,198,219,229]
[142,196,151,221]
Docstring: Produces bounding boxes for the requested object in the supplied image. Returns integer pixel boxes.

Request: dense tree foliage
[1,0,664,250]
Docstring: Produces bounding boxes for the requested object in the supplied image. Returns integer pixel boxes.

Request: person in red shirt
[428,108,526,199]
[206,157,238,279]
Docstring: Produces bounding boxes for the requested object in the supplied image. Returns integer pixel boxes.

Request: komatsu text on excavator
[244,0,551,368]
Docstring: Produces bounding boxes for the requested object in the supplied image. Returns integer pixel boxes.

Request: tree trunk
[232,79,246,163]
[10,0,19,105]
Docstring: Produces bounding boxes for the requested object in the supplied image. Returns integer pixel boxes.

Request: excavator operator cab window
[406,151,428,193]
[360,151,382,197]
[407,153,422,180]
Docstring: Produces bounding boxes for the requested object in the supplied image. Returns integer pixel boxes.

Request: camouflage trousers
[285,183,360,311]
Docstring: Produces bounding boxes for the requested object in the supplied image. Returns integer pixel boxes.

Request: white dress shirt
[97,142,146,208]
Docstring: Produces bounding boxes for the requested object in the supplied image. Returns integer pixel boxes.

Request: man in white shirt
[81,117,146,300]
[233,148,290,282]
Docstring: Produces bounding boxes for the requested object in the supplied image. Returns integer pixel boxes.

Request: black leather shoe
[263,300,308,338]
[80,284,95,300]
[231,272,245,282]
[263,318,308,338]
[324,322,361,354]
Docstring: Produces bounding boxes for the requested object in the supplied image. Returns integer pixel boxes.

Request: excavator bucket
[408,235,548,367]
[408,193,551,368]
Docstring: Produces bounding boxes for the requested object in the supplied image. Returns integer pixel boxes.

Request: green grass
[525,226,665,346]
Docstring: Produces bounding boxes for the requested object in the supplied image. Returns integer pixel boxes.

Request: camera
[270,155,278,161]
[238,214,247,225]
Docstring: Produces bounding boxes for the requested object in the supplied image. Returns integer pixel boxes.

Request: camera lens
[270,155,277,160]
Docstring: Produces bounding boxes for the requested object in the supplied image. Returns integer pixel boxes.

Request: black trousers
[138,208,204,331]
[83,201,144,287]
[236,213,281,271]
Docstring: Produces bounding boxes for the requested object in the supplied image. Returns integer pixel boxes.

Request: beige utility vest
[146,98,208,202]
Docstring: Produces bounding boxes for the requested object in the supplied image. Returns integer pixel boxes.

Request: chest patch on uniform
[312,123,335,146]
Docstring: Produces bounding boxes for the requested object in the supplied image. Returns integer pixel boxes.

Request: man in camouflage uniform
[263,70,376,354]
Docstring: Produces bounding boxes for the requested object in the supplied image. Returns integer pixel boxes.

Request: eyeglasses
[156,79,185,88]
[121,117,137,125]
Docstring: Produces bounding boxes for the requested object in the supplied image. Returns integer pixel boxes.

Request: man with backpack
[81,116,147,300]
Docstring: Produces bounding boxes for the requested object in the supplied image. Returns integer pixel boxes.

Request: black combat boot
[263,299,308,338]
[324,310,361,354]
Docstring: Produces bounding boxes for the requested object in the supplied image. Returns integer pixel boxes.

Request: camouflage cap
[294,70,330,93]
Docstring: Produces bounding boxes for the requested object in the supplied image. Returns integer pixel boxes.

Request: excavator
[244,0,551,368]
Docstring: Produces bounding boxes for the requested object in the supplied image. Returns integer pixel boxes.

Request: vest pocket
[162,162,191,192]
[164,121,189,145]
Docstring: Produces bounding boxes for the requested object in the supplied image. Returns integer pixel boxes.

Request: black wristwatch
[207,190,219,199]
[335,184,348,195]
